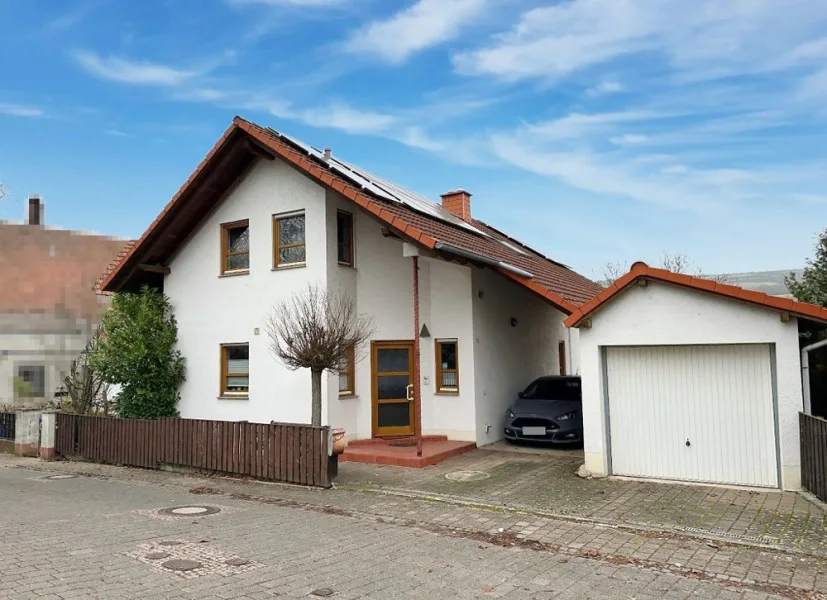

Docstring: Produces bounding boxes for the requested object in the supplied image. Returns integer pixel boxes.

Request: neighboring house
[100,116,602,446]
[0,196,130,408]
[565,262,827,491]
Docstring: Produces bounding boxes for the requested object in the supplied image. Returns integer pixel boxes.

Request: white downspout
[802,338,827,415]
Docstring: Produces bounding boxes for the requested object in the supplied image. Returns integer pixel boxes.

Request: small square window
[221,344,249,397]
[337,211,354,266]
[435,340,459,394]
[221,220,250,274]
[16,365,45,398]
[273,213,306,267]
[337,345,356,397]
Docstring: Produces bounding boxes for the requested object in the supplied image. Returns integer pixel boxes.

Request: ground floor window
[435,339,459,394]
[221,344,249,397]
[16,365,45,398]
[338,345,355,397]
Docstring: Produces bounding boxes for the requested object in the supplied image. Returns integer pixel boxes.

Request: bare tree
[265,284,374,427]
[63,326,107,415]
[599,252,730,285]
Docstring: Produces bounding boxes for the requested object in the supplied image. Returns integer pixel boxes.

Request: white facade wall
[165,158,330,425]
[165,156,570,443]
[471,267,570,446]
[577,281,804,490]
[323,190,477,441]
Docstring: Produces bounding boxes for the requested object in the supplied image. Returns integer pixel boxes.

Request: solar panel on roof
[271,128,489,238]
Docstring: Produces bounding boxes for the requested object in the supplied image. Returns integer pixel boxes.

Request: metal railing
[0,412,15,441]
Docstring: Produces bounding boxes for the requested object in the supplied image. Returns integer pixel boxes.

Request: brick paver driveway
[337,445,827,555]
[2,461,809,600]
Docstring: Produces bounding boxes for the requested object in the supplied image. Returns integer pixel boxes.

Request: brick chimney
[440,189,472,222]
[27,194,43,226]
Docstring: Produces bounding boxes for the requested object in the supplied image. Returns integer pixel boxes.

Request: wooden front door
[371,341,416,437]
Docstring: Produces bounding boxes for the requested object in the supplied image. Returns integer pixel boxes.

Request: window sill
[338,393,359,399]
[219,270,249,278]
[338,262,355,268]
[435,391,460,396]
[272,262,306,271]
[218,395,249,400]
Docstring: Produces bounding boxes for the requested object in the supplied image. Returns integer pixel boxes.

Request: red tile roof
[101,117,602,312]
[0,223,131,318]
[564,261,827,327]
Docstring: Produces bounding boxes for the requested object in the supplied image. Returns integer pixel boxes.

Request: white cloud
[586,81,623,96]
[75,51,198,86]
[609,133,648,146]
[454,0,827,83]
[526,110,665,140]
[104,129,129,137]
[0,103,45,117]
[227,0,348,5]
[345,0,488,64]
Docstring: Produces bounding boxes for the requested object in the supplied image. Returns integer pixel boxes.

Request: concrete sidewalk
[2,454,825,597]
[336,446,827,556]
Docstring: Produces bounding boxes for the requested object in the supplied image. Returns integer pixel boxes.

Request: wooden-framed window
[273,212,306,267]
[220,344,249,397]
[435,339,459,394]
[337,210,354,266]
[220,220,250,275]
[16,365,45,398]
[337,345,356,397]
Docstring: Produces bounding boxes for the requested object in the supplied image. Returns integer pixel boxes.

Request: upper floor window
[221,344,249,397]
[435,340,459,394]
[337,210,354,266]
[221,220,250,275]
[16,365,45,398]
[273,212,306,267]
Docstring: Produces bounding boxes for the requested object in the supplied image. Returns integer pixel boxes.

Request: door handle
[406,384,414,402]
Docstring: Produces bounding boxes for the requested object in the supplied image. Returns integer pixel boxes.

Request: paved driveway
[0,461,799,600]
[336,445,827,555]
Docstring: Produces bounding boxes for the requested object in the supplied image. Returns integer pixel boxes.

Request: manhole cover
[45,474,77,480]
[445,470,490,482]
[162,559,202,572]
[158,541,183,546]
[311,589,335,597]
[389,441,417,447]
[225,558,250,566]
[145,552,170,560]
[158,505,220,517]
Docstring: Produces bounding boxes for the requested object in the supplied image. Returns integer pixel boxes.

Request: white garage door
[606,344,778,488]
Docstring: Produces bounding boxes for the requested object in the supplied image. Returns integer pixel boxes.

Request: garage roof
[564,261,827,327]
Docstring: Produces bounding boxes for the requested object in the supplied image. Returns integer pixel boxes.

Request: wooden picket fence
[55,413,332,487]
[800,412,827,502]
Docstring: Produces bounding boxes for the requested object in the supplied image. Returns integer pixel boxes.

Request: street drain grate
[43,474,78,480]
[311,589,335,597]
[163,559,202,572]
[133,504,241,521]
[445,470,491,482]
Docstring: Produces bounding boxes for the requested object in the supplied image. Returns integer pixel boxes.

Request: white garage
[566,262,827,491]
[605,344,778,488]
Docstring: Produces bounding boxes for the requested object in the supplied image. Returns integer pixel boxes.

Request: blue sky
[1,0,826,279]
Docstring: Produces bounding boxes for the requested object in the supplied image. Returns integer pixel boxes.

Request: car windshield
[521,378,581,401]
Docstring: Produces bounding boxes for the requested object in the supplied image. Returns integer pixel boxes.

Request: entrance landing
[339,436,475,468]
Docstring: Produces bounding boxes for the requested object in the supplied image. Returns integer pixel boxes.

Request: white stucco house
[565,262,827,491]
[100,117,602,448]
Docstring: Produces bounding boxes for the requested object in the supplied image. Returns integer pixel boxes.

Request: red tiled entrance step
[339,438,476,468]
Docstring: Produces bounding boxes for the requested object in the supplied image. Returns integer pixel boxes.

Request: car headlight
[556,411,579,421]
[506,409,515,418]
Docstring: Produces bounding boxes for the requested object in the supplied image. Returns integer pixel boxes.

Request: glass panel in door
[372,342,415,437]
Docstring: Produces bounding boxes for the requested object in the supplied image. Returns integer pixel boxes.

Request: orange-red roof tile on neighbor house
[0,223,131,318]
[564,261,827,327]
[101,116,603,310]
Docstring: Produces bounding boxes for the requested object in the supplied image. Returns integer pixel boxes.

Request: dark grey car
[504,376,582,444]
